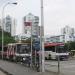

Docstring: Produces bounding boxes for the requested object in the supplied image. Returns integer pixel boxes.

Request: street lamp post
[40,0,45,72]
[31,22,33,68]
[1,2,17,59]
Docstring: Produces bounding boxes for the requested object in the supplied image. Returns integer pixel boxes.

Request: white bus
[5,43,31,62]
[44,43,69,60]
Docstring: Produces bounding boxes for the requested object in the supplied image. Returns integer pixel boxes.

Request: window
[45,46,55,52]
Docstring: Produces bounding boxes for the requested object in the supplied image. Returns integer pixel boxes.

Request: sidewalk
[0,60,57,75]
[0,71,6,75]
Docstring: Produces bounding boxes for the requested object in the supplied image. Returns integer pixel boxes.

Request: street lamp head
[12,2,17,5]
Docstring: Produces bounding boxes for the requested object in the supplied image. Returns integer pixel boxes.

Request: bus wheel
[49,54,51,60]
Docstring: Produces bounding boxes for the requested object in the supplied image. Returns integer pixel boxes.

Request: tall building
[23,13,39,36]
[45,26,75,43]
[11,18,17,36]
[61,25,75,42]
[61,25,75,36]
[3,15,16,36]
[4,15,12,33]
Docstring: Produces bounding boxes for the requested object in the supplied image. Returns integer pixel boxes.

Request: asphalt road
[45,58,75,75]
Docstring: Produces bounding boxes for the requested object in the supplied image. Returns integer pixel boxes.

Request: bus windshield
[45,46,55,52]
[45,45,67,53]
[17,44,30,54]
[56,46,67,53]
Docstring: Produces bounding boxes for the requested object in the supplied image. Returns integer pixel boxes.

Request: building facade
[45,35,64,43]
[4,15,12,33]
[61,26,75,42]
[11,18,17,36]
[23,13,39,36]
[45,26,75,43]
[3,15,16,36]
[15,34,31,42]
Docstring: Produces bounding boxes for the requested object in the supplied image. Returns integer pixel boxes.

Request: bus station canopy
[44,43,64,47]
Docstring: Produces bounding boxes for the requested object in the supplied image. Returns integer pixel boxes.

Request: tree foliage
[64,41,75,51]
[69,41,75,50]
[0,30,15,45]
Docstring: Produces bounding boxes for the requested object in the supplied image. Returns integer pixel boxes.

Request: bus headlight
[23,58,26,61]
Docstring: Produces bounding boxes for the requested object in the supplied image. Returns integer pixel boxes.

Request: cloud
[0,0,75,35]
[44,0,75,35]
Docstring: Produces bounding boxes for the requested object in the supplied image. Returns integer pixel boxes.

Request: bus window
[17,44,21,53]
[45,46,55,52]
[56,46,67,53]
[16,44,30,54]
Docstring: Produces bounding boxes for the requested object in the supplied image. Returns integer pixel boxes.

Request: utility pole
[40,0,45,72]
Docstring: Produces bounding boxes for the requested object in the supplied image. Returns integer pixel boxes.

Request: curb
[45,70,59,75]
[45,70,64,75]
[0,67,13,75]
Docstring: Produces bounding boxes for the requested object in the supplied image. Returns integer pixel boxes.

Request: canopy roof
[45,43,64,47]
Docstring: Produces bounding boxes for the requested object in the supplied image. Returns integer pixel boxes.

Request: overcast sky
[0,0,75,36]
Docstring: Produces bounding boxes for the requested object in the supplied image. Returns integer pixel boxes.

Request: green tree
[69,41,75,50]
[64,41,75,52]
[0,30,15,45]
